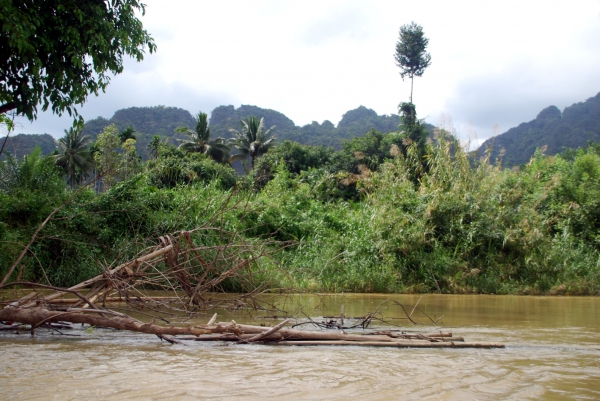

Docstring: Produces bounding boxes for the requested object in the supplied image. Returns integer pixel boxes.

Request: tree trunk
[0,306,241,337]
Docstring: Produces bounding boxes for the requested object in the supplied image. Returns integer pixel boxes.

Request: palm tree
[119,126,137,144]
[0,147,59,193]
[228,116,276,169]
[147,135,166,159]
[53,127,95,189]
[175,112,230,164]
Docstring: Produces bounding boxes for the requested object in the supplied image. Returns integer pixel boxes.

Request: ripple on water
[1,294,600,400]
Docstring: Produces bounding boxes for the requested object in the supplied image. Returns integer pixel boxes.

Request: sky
[10,0,600,146]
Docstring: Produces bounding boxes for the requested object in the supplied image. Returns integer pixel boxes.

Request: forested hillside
[4,104,426,161]
[77,104,404,159]
[13,91,600,166]
[210,104,401,149]
[0,133,56,159]
[81,106,195,159]
[478,92,600,166]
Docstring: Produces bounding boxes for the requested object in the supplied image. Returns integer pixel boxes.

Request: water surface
[1,294,599,400]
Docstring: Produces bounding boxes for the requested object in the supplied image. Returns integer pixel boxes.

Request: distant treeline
[6,91,600,167]
[3,104,416,161]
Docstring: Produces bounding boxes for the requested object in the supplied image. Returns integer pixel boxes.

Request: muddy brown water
[1,294,599,400]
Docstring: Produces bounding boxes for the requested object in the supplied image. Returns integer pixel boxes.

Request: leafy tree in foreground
[53,128,94,189]
[229,116,276,170]
[176,112,230,164]
[394,21,432,103]
[0,0,156,121]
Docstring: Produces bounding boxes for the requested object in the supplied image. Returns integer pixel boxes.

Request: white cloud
[9,0,600,144]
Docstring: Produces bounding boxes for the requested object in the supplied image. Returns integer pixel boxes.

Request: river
[1,294,599,400]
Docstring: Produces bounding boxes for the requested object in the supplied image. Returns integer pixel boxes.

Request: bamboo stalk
[178,333,464,343]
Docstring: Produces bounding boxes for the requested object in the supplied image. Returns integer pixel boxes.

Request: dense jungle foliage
[1,123,599,295]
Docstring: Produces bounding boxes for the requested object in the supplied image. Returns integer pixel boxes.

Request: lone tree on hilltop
[394,22,432,104]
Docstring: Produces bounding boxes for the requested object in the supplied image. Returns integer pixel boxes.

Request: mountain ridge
[8,91,600,164]
[477,92,600,166]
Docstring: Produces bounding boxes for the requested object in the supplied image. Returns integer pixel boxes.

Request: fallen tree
[0,306,504,348]
[0,199,504,349]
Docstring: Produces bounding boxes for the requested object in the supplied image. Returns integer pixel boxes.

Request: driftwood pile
[0,229,278,343]
[0,307,504,349]
[175,316,504,348]
[1,230,504,349]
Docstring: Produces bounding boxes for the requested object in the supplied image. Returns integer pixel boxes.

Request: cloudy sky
[11,0,600,146]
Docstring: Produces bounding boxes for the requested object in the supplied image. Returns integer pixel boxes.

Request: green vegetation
[0,0,155,120]
[2,7,599,297]
[53,128,94,189]
[2,129,599,294]
[175,112,230,164]
[229,116,276,170]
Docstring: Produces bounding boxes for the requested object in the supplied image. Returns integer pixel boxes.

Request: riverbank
[2,137,600,295]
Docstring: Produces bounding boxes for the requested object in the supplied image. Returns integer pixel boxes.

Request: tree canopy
[394,22,432,103]
[53,127,94,189]
[0,0,156,120]
[229,116,276,170]
[176,112,231,164]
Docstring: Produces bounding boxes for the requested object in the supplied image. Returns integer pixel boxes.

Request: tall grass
[2,138,599,294]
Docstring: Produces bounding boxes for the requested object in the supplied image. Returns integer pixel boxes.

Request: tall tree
[175,112,230,164]
[229,117,276,170]
[53,128,95,189]
[93,124,121,192]
[0,0,156,121]
[394,22,432,104]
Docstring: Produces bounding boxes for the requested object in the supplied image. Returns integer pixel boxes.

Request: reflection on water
[1,294,599,400]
